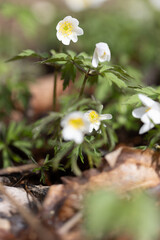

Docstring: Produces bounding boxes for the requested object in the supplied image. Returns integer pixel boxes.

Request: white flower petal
[147,109,160,124]
[62,37,71,45]
[138,94,155,107]
[72,131,84,144]
[71,18,79,26]
[92,50,99,68]
[74,27,84,36]
[70,33,78,42]
[56,21,62,30]
[92,42,111,67]
[132,107,148,119]
[100,114,112,120]
[56,32,63,41]
[62,126,84,144]
[89,122,100,132]
[152,102,160,111]
[56,16,83,45]
[61,111,90,144]
[63,16,73,22]
[141,113,150,123]
[139,122,154,134]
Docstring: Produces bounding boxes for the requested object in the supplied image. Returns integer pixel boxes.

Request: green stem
[79,73,88,99]
[53,71,57,111]
[87,154,93,168]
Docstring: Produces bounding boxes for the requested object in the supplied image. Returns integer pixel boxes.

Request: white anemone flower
[132,94,160,134]
[56,16,84,45]
[64,0,107,12]
[61,111,89,144]
[149,0,160,10]
[84,110,112,133]
[92,42,111,68]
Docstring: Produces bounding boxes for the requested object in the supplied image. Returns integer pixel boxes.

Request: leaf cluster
[0,122,33,168]
[9,49,134,92]
[0,74,30,120]
[32,98,117,177]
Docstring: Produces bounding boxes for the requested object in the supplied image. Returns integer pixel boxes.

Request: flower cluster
[56,16,111,67]
[56,16,160,141]
[61,110,112,144]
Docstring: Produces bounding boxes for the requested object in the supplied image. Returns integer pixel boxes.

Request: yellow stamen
[89,111,99,123]
[59,21,73,37]
[145,107,151,112]
[69,118,84,129]
[101,51,106,58]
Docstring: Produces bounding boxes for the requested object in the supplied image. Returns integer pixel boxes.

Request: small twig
[0,183,58,240]
[24,181,42,211]
[0,163,36,175]
[58,212,83,235]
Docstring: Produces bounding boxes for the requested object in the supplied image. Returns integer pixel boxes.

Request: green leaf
[84,190,160,240]
[7,49,46,62]
[6,122,16,143]
[61,62,76,90]
[67,50,76,59]
[33,112,62,138]
[0,142,4,151]
[41,53,68,64]
[70,145,82,176]
[51,141,74,169]
[2,149,11,168]
[88,74,99,85]
[105,72,127,88]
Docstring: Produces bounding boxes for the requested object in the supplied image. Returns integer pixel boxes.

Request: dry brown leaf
[87,146,160,192]
[42,146,160,225]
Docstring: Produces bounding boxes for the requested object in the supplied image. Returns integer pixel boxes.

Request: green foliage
[7,49,49,62]
[61,62,76,90]
[1,2,39,38]
[9,49,134,92]
[84,190,160,240]
[31,97,116,175]
[0,122,33,168]
[32,154,50,184]
[0,77,30,120]
[145,125,160,149]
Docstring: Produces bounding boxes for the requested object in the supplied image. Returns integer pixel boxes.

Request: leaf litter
[0,146,160,239]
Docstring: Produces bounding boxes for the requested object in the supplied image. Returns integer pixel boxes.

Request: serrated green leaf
[105,72,127,88]
[41,53,68,64]
[7,49,46,62]
[67,50,76,59]
[106,65,133,85]
[52,141,74,169]
[61,62,76,90]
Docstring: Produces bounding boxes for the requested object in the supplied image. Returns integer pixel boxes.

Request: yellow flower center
[59,21,73,37]
[89,111,99,123]
[101,51,106,58]
[69,118,84,129]
[145,107,151,112]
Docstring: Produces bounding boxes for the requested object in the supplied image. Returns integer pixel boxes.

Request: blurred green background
[1,0,160,75]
